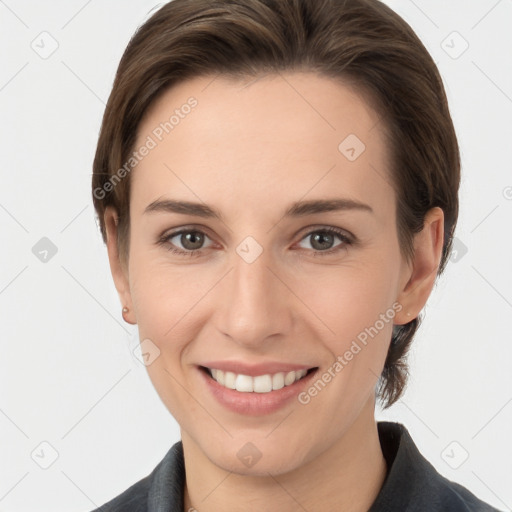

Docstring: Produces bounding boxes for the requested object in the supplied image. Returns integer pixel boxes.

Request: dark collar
[369,421,499,511]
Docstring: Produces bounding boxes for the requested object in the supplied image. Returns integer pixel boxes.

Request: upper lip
[199,361,317,377]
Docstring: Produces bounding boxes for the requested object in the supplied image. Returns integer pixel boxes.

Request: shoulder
[371,422,502,512]
[433,478,502,511]
[90,477,150,512]
[88,441,185,512]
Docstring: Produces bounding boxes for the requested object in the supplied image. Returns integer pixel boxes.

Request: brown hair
[92,0,460,409]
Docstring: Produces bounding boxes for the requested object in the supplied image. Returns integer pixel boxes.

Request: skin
[104,72,444,512]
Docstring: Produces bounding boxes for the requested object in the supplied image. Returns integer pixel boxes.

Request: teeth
[284,371,296,386]
[224,371,236,390]
[236,374,254,392]
[272,372,284,390]
[208,368,309,393]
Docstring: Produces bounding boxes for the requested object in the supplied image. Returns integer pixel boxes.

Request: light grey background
[0,1,511,511]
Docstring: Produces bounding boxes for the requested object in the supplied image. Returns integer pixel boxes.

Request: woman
[90,0,501,510]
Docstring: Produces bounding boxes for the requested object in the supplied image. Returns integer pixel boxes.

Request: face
[106,72,442,476]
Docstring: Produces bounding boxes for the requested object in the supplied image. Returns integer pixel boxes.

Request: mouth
[200,366,318,394]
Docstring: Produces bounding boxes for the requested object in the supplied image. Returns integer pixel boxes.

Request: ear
[394,207,444,325]
[104,206,136,325]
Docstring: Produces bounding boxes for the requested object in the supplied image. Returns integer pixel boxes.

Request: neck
[182,395,387,512]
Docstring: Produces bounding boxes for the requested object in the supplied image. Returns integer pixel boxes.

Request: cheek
[127,257,209,425]
[288,254,401,401]
[127,248,223,375]
[294,254,399,335]
[130,263,199,341]
[292,262,400,425]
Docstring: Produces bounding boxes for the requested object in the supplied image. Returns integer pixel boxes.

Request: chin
[204,442,306,477]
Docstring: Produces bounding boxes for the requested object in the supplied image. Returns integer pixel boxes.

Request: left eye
[297,228,351,252]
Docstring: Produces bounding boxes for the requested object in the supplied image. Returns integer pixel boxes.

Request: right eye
[159,228,214,257]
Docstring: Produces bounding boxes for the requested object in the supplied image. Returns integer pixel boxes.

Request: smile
[202,366,316,393]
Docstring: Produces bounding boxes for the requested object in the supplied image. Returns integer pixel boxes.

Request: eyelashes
[297,227,353,256]
[159,229,213,257]
[157,225,355,259]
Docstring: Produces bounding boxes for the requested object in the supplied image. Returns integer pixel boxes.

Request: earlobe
[394,207,444,325]
[104,207,136,325]
[122,306,134,324]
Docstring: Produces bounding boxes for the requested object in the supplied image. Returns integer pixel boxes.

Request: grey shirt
[91,421,502,511]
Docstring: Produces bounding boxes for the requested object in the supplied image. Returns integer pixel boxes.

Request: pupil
[183,232,203,250]
[312,232,333,250]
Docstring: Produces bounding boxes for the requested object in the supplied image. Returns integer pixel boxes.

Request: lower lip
[198,366,318,416]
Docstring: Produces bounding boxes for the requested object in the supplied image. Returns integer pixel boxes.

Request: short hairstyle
[92,0,460,409]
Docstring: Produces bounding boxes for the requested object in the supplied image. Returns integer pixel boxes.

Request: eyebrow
[143,197,374,219]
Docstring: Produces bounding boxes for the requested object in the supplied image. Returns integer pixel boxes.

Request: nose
[214,247,294,349]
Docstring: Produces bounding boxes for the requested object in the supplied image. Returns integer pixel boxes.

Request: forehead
[131,72,394,218]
